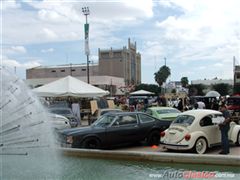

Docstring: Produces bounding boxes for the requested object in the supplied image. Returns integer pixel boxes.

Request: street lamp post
[82,7,90,84]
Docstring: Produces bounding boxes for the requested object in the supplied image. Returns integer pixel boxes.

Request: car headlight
[66,136,73,144]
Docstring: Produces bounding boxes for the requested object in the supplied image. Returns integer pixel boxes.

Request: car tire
[146,130,160,146]
[194,137,207,154]
[236,131,240,146]
[81,137,101,149]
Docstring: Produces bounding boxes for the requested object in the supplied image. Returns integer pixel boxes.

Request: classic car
[160,109,240,154]
[146,107,181,121]
[48,113,71,130]
[48,107,79,127]
[59,112,170,149]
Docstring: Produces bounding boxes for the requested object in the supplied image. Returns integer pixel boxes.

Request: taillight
[184,134,191,141]
[160,131,165,137]
[66,136,73,144]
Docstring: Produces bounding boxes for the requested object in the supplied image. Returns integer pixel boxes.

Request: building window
[61,69,65,72]
[82,69,86,71]
[71,69,76,72]
[51,70,56,72]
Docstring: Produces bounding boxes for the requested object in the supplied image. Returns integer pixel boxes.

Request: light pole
[82,7,90,84]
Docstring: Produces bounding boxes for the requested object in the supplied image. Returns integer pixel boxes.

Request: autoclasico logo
[149,171,235,179]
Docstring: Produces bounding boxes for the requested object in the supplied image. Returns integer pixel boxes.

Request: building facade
[27,64,99,79]
[191,79,233,85]
[98,38,141,86]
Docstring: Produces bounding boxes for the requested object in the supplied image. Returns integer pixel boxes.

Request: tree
[181,77,189,88]
[212,83,232,96]
[134,83,161,95]
[154,65,171,87]
[188,84,206,96]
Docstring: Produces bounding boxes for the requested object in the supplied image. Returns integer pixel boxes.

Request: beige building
[98,38,141,85]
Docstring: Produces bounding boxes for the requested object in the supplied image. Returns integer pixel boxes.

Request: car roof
[148,107,177,110]
[181,109,222,117]
[100,108,122,111]
[104,111,149,116]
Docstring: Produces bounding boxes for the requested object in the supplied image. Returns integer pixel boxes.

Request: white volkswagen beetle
[160,109,240,154]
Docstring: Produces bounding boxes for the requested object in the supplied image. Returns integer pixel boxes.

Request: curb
[60,148,240,166]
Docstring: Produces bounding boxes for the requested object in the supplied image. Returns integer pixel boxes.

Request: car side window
[199,116,213,127]
[113,115,137,126]
[138,114,155,123]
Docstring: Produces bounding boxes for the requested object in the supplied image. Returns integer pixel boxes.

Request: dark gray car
[59,112,170,149]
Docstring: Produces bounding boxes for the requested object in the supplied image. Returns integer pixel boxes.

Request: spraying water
[0,67,61,179]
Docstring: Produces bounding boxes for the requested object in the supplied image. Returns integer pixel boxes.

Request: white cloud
[41,48,54,53]
[41,28,58,39]
[1,0,20,10]
[2,1,153,44]
[2,56,41,69]
[3,46,27,55]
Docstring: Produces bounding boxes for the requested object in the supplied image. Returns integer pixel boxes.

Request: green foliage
[188,84,206,96]
[171,89,176,93]
[134,83,161,95]
[211,83,232,96]
[233,84,240,95]
[154,65,171,87]
[181,77,189,88]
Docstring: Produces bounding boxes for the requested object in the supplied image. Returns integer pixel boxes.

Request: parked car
[226,96,240,124]
[48,113,71,130]
[48,107,78,127]
[146,107,181,121]
[59,112,170,149]
[160,109,240,154]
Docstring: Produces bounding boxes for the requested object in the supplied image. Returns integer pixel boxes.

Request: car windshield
[50,109,72,115]
[156,109,180,114]
[92,115,116,127]
[172,115,195,126]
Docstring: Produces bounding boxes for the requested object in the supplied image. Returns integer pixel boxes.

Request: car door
[105,114,140,145]
[199,115,221,146]
[137,113,156,139]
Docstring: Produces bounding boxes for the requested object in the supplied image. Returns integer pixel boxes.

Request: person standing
[72,101,81,126]
[219,104,231,154]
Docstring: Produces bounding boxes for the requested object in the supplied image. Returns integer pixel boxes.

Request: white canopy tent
[129,90,154,95]
[32,76,109,97]
[205,91,220,97]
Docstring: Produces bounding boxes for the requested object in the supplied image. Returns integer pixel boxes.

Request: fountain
[1,67,239,180]
[0,67,62,179]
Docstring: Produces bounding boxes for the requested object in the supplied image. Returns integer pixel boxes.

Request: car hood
[60,126,104,136]
[164,125,189,143]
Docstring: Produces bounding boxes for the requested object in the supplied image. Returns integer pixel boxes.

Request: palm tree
[154,65,171,87]
[181,77,189,88]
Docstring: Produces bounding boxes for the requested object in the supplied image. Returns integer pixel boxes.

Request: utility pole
[82,7,90,83]
[164,57,167,66]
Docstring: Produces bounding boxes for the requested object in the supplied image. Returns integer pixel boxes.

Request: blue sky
[1,0,240,84]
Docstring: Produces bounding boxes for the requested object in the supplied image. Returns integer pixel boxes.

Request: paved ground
[80,119,240,156]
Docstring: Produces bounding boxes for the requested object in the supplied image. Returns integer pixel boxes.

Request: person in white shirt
[72,102,81,126]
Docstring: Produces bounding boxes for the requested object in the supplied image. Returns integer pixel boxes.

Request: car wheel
[236,131,240,146]
[81,137,101,149]
[194,137,207,154]
[146,130,160,146]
